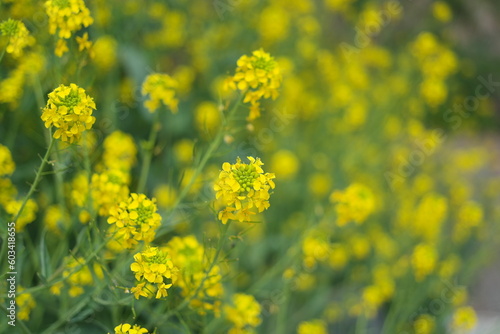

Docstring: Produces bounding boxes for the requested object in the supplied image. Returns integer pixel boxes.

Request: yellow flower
[297,319,327,334]
[5,199,38,232]
[195,101,221,137]
[0,19,35,58]
[45,0,93,39]
[90,169,130,216]
[302,233,329,269]
[174,139,195,164]
[102,130,137,172]
[44,204,70,235]
[130,246,178,299]
[16,287,36,321]
[153,184,177,209]
[110,323,149,334]
[76,32,92,52]
[270,150,299,180]
[41,84,96,143]
[411,243,437,281]
[92,35,118,70]
[214,157,275,224]
[142,73,178,113]
[224,293,262,333]
[432,1,452,23]
[0,178,17,208]
[453,201,483,243]
[413,314,435,334]
[225,49,282,121]
[452,306,477,331]
[330,183,375,226]
[54,39,69,57]
[107,193,161,250]
[0,144,15,177]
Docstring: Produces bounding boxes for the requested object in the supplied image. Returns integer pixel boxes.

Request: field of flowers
[1,0,500,333]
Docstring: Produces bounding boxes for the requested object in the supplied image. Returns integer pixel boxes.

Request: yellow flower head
[413,314,435,334]
[130,246,179,299]
[110,323,149,334]
[107,193,161,250]
[224,293,262,333]
[90,169,130,216]
[0,178,17,208]
[297,319,327,334]
[195,101,221,137]
[214,157,276,224]
[102,130,137,172]
[45,0,93,39]
[5,199,38,232]
[0,19,35,58]
[330,183,375,226]
[92,35,118,71]
[452,306,477,331]
[411,243,437,281]
[44,204,70,235]
[142,73,178,113]
[16,287,36,321]
[225,49,282,121]
[432,1,452,23]
[0,144,15,177]
[41,84,96,143]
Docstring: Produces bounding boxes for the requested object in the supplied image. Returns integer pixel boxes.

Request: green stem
[276,284,291,334]
[0,45,7,64]
[13,135,56,224]
[137,111,161,194]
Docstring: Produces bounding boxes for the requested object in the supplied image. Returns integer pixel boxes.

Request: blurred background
[1,0,500,333]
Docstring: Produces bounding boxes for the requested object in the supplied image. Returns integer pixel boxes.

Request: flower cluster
[142,73,178,113]
[107,193,161,250]
[41,84,96,143]
[50,256,104,297]
[0,51,46,108]
[109,324,149,334]
[130,246,179,299]
[452,306,477,331]
[5,199,38,232]
[165,235,224,316]
[44,0,94,56]
[411,243,437,282]
[214,157,275,224]
[16,287,36,321]
[0,19,35,58]
[330,183,375,226]
[90,169,130,216]
[411,32,457,107]
[224,293,262,334]
[225,49,282,121]
[0,144,15,177]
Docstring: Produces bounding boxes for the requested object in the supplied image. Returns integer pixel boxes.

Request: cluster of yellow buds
[214,157,275,224]
[225,49,282,121]
[130,246,179,299]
